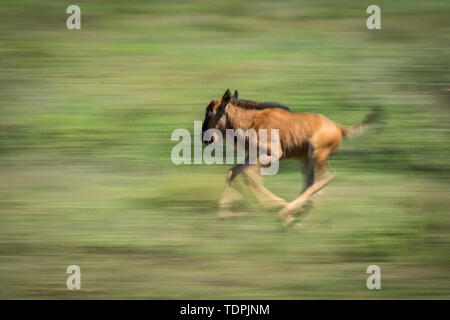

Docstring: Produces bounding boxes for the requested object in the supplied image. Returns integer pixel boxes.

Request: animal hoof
[281,214,295,227]
[217,210,235,218]
[278,204,293,219]
[218,210,255,218]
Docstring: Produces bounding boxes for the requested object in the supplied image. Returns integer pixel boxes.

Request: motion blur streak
[0,0,449,299]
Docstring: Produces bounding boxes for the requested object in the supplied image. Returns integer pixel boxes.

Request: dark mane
[232,99,292,112]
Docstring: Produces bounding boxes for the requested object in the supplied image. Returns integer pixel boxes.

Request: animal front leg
[218,158,251,218]
[226,156,252,185]
[217,184,246,218]
[244,165,287,208]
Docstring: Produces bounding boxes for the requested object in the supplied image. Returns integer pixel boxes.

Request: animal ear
[222,89,231,104]
[232,90,238,100]
[217,89,232,112]
[205,99,215,109]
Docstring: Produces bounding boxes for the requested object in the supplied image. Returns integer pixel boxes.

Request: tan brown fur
[202,89,379,224]
[206,98,344,172]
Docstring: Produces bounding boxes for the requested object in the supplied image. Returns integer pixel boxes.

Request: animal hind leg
[303,143,315,190]
[278,146,334,225]
[278,173,334,225]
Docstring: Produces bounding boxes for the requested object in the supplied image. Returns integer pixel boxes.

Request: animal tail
[338,108,382,138]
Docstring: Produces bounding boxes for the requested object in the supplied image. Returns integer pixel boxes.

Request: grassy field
[0,0,449,299]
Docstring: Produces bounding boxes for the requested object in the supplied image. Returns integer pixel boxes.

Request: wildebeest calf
[201,89,379,225]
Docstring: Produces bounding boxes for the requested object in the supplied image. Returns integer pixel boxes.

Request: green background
[0,0,449,298]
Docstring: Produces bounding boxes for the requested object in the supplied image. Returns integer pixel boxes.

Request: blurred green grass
[0,0,449,299]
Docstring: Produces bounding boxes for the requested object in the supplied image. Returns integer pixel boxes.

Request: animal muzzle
[201,131,216,145]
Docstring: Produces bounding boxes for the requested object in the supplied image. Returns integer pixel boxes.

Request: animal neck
[225,103,255,131]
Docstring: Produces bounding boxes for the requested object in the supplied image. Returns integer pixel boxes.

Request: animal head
[201,89,238,144]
